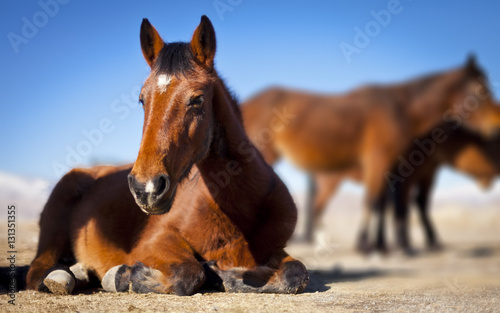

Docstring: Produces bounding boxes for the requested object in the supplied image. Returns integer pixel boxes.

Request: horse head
[451,55,500,137]
[129,16,217,214]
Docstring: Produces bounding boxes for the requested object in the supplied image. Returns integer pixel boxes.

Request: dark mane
[403,60,486,97]
[468,64,485,77]
[153,42,195,77]
[219,77,242,122]
[406,70,444,94]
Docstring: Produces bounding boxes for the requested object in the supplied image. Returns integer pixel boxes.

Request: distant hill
[0,172,498,222]
[0,172,52,221]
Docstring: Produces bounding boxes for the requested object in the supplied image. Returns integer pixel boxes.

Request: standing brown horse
[310,120,500,253]
[242,60,500,251]
[26,16,308,295]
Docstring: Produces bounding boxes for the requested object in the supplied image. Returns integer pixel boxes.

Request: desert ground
[1,191,499,313]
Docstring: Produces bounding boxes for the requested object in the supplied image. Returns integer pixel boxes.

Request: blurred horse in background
[311,120,500,253]
[389,122,500,253]
[242,57,500,252]
[27,16,309,295]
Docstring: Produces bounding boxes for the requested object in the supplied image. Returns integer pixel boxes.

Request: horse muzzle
[128,173,176,214]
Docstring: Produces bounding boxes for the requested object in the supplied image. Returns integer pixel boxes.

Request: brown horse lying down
[242,59,500,251]
[310,122,500,253]
[26,16,309,295]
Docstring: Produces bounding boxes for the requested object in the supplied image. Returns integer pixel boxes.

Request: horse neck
[209,77,248,156]
[484,136,500,172]
[196,78,270,204]
[408,68,466,136]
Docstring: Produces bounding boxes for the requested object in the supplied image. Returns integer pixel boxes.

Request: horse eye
[139,97,144,106]
[189,95,204,107]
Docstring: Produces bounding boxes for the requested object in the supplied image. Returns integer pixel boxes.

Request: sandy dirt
[0,203,499,312]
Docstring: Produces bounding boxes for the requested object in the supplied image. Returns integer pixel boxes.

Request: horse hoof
[356,242,373,255]
[70,263,90,282]
[43,270,75,295]
[427,243,444,252]
[405,248,419,256]
[102,265,133,293]
[374,245,389,255]
[391,246,418,258]
[355,233,373,255]
[282,260,309,294]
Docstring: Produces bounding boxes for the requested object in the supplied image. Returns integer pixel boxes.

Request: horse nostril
[153,174,170,198]
[127,174,142,197]
[128,174,136,192]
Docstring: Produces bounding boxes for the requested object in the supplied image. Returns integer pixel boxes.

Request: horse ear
[465,54,478,73]
[190,15,216,68]
[140,18,165,67]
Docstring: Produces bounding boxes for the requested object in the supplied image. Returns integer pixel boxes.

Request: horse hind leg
[42,263,95,295]
[26,169,96,292]
[26,205,74,292]
[210,254,309,294]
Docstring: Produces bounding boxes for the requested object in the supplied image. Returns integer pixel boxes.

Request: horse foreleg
[102,261,205,295]
[357,204,373,253]
[102,232,206,296]
[415,176,441,251]
[374,192,388,253]
[301,172,343,243]
[301,174,317,243]
[312,173,344,226]
[210,252,309,294]
[357,148,394,254]
[392,180,415,255]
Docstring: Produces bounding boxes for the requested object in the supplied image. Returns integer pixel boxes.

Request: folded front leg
[101,230,206,296]
[210,253,309,294]
[102,261,205,295]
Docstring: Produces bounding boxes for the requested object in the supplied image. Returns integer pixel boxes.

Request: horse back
[242,87,406,171]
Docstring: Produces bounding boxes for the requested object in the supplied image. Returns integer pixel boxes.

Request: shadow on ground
[0,265,28,294]
[304,266,413,293]
[0,264,414,295]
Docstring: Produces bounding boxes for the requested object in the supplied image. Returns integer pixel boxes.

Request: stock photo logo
[339,0,405,63]
[213,0,243,21]
[51,86,141,177]
[7,0,71,54]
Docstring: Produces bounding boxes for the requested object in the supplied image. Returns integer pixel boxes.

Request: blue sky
[1,0,500,194]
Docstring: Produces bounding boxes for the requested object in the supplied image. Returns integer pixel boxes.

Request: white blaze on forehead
[157,74,172,92]
[145,181,155,193]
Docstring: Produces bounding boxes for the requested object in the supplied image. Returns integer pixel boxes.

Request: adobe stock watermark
[6,204,17,305]
[384,77,492,191]
[7,0,71,54]
[51,85,141,177]
[302,233,340,271]
[339,0,405,64]
[250,105,296,152]
[213,0,243,21]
